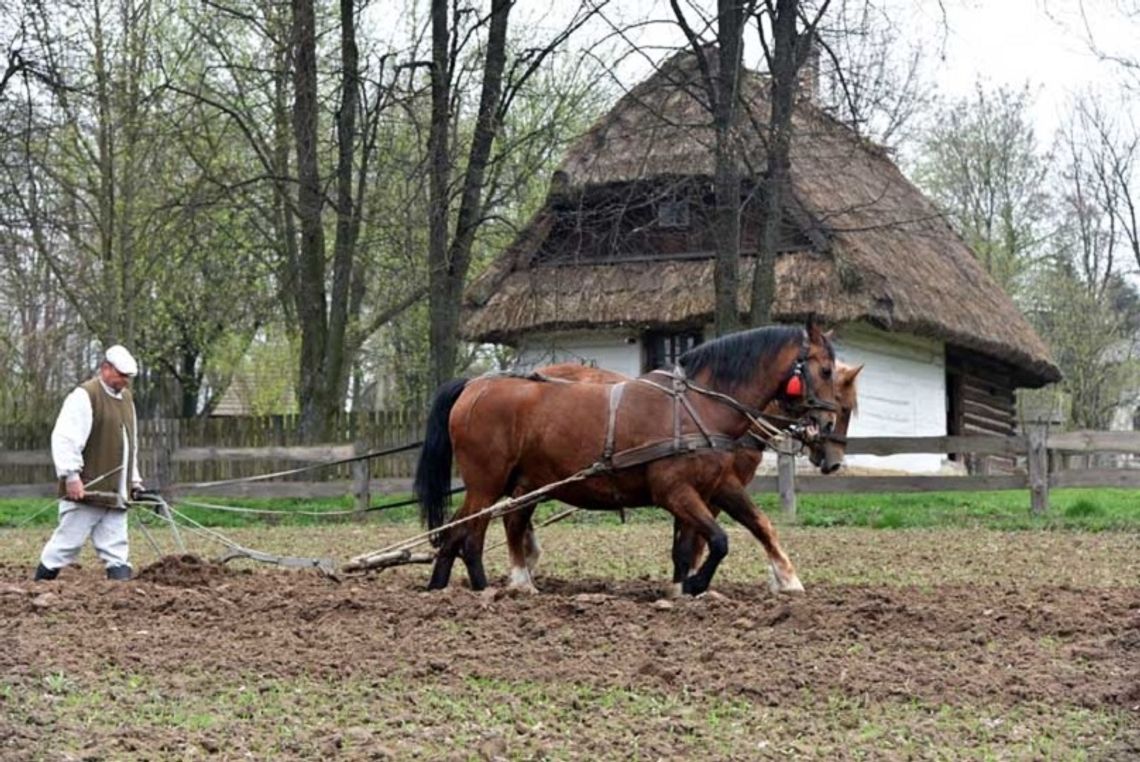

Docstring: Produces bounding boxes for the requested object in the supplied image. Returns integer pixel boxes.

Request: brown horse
[414,321,840,595]
[512,361,862,595]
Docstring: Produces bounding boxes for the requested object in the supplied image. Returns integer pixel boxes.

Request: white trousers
[39,501,130,570]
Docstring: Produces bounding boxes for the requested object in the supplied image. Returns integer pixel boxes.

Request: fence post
[152,419,177,489]
[352,440,371,519]
[777,450,797,521]
[1026,421,1049,515]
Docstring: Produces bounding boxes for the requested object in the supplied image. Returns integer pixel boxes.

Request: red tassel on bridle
[785,373,803,397]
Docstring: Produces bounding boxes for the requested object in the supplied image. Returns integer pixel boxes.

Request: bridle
[779,331,840,417]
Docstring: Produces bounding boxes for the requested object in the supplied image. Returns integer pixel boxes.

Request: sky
[902,0,1137,139]
[536,0,1140,145]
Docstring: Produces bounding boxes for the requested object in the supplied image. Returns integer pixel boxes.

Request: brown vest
[58,378,137,509]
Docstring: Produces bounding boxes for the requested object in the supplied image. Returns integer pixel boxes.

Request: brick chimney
[797,34,821,103]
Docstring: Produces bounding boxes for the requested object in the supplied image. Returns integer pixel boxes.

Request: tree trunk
[428,0,511,388]
[325,0,361,418]
[427,0,452,391]
[179,347,200,418]
[712,2,747,335]
[751,0,799,327]
[291,0,330,440]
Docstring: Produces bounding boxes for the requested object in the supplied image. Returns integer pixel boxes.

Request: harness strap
[678,391,714,446]
[610,434,740,470]
[638,372,786,446]
[603,382,626,464]
[672,373,683,450]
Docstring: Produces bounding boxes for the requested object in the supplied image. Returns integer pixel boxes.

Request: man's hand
[131,485,165,515]
[65,474,85,502]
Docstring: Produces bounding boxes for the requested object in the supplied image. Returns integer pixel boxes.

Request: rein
[637,372,785,446]
[638,364,821,452]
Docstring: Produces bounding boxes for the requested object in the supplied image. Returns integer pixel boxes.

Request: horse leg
[713,485,804,593]
[670,517,699,597]
[673,506,721,586]
[523,514,542,574]
[502,506,539,593]
[459,513,492,591]
[428,491,493,591]
[662,487,728,597]
[428,526,462,590]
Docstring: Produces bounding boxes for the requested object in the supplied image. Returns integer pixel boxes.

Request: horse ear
[842,363,865,383]
[806,314,825,343]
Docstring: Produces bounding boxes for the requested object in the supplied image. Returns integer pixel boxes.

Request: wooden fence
[758,425,1140,518]
[2,419,1138,515]
[0,412,424,500]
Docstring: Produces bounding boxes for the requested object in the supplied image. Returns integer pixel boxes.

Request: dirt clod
[135,554,231,587]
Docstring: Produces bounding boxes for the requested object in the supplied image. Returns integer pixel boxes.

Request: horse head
[773,317,841,443]
[807,362,862,474]
[675,317,840,441]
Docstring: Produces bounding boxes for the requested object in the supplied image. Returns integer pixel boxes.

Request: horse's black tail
[414,378,469,545]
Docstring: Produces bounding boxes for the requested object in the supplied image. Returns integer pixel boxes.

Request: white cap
[104,345,138,376]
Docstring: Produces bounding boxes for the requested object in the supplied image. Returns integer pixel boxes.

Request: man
[35,345,146,582]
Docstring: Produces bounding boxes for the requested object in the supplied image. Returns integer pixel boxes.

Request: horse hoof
[767,566,806,594]
[507,568,538,594]
[779,575,805,594]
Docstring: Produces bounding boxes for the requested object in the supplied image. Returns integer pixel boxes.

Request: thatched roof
[463,50,1061,387]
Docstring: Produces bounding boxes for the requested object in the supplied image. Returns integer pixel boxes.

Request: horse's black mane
[679,325,832,387]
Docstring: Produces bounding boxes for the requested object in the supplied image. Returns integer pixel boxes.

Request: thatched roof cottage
[462,50,1060,472]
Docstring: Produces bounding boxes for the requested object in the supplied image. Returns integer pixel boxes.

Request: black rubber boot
[106,565,132,581]
[34,563,59,582]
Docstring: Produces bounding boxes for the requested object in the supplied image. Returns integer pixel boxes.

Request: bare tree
[742,0,831,325]
[812,0,934,150]
[425,0,603,388]
[1030,92,1140,429]
[668,0,755,335]
[912,84,1051,296]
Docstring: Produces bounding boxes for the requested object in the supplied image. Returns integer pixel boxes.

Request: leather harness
[511,333,838,473]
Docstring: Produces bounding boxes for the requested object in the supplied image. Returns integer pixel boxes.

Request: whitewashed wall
[516,330,644,379]
[832,324,947,473]
[515,322,950,473]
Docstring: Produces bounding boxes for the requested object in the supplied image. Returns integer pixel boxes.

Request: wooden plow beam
[341,463,607,574]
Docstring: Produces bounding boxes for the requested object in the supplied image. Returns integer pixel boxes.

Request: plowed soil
[2,526,1138,760]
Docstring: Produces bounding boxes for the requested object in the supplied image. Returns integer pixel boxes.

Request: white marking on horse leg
[507,564,538,594]
[525,532,542,575]
[669,582,684,598]
[768,562,806,594]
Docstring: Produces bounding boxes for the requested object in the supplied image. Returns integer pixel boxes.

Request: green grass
[4,669,1130,761]
[792,488,1140,531]
[3,487,1139,532]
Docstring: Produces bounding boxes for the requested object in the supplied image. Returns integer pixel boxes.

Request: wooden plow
[341,463,608,574]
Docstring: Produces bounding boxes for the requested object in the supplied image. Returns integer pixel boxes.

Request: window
[657,199,690,229]
[643,330,702,372]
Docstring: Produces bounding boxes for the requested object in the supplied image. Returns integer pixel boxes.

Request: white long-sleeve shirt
[51,379,142,499]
